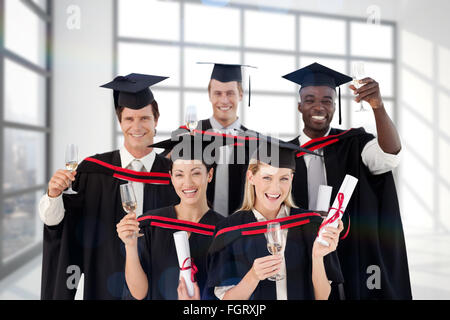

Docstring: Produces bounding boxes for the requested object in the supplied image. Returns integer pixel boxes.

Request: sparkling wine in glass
[352,62,368,112]
[185,105,198,131]
[120,183,143,238]
[64,144,78,194]
[266,222,285,281]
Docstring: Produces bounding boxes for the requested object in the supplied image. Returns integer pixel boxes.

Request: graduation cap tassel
[338,86,342,125]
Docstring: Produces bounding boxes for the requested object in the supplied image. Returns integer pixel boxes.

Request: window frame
[0,0,52,280]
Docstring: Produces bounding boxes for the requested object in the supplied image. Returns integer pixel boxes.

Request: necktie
[307,154,326,211]
[213,128,234,216]
[130,160,144,217]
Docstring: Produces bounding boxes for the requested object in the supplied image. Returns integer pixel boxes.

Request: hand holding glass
[120,183,143,238]
[64,144,78,194]
[266,222,285,281]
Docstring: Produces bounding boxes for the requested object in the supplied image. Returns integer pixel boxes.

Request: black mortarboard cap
[282,63,352,125]
[197,62,256,106]
[100,73,168,110]
[248,133,321,170]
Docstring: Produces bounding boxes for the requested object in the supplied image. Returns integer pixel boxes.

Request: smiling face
[209,79,243,128]
[119,105,158,157]
[170,159,213,207]
[247,162,294,215]
[298,86,336,138]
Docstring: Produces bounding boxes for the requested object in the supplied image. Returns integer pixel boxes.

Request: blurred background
[0,0,449,300]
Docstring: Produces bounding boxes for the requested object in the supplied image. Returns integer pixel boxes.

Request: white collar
[119,146,156,172]
[251,205,290,222]
[209,116,242,131]
[299,127,332,147]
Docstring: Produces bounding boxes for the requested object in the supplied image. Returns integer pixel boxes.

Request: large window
[0,0,51,280]
[115,0,396,146]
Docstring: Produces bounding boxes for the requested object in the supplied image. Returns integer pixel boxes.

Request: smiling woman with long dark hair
[116,133,226,300]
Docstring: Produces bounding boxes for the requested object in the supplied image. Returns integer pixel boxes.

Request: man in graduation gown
[282,63,412,299]
[167,63,258,217]
[39,74,180,299]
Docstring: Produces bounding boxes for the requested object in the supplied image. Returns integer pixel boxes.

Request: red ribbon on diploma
[318,192,344,237]
[180,257,198,282]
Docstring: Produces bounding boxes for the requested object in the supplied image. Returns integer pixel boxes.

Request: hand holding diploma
[173,231,197,297]
[317,174,358,247]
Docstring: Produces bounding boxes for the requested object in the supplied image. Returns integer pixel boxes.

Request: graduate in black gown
[205,138,344,300]
[117,133,232,300]
[40,74,180,300]
[282,63,412,299]
[164,63,259,217]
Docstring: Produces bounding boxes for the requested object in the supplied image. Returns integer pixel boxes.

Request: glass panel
[245,53,296,92]
[300,16,346,55]
[350,22,393,59]
[2,191,43,263]
[185,3,240,46]
[243,94,298,135]
[118,0,180,41]
[3,129,46,193]
[4,0,47,68]
[4,58,46,127]
[118,43,180,87]
[245,10,295,50]
[151,89,181,133]
[184,48,240,88]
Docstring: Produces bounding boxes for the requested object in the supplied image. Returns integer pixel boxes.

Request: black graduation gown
[205,208,344,300]
[166,119,252,216]
[123,206,224,300]
[290,127,412,300]
[40,151,180,300]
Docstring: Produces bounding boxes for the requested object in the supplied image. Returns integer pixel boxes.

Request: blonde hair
[238,159,298,212]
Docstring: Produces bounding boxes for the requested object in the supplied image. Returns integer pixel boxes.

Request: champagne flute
[352,62,368,112]
[120,183,143,238]
[185,105,198,132]
[64,144,78,194]
[266,222,285,281]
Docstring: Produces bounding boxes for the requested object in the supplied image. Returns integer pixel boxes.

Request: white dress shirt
[299,128,401,178]
[209,116,242,216]
[214,205,290,300]
[38,147,156,226]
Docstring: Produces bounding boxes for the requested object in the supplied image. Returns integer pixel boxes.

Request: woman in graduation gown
[117,133,228,300]
[205,138,344,300]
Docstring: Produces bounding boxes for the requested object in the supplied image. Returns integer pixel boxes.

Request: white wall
[396,0,450,234]
[52,0,114,174]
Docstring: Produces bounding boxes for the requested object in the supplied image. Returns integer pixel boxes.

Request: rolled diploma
[173,231,194,296]
[316,185,333,212]
[317,175,358,247]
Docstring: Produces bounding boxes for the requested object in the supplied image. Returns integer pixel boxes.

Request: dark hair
[116,100,160,122]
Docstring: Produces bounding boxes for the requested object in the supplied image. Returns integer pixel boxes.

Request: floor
[0,230,449,300]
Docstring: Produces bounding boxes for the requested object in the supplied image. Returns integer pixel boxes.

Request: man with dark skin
[299,78,401,153]
[284,63,411,300]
